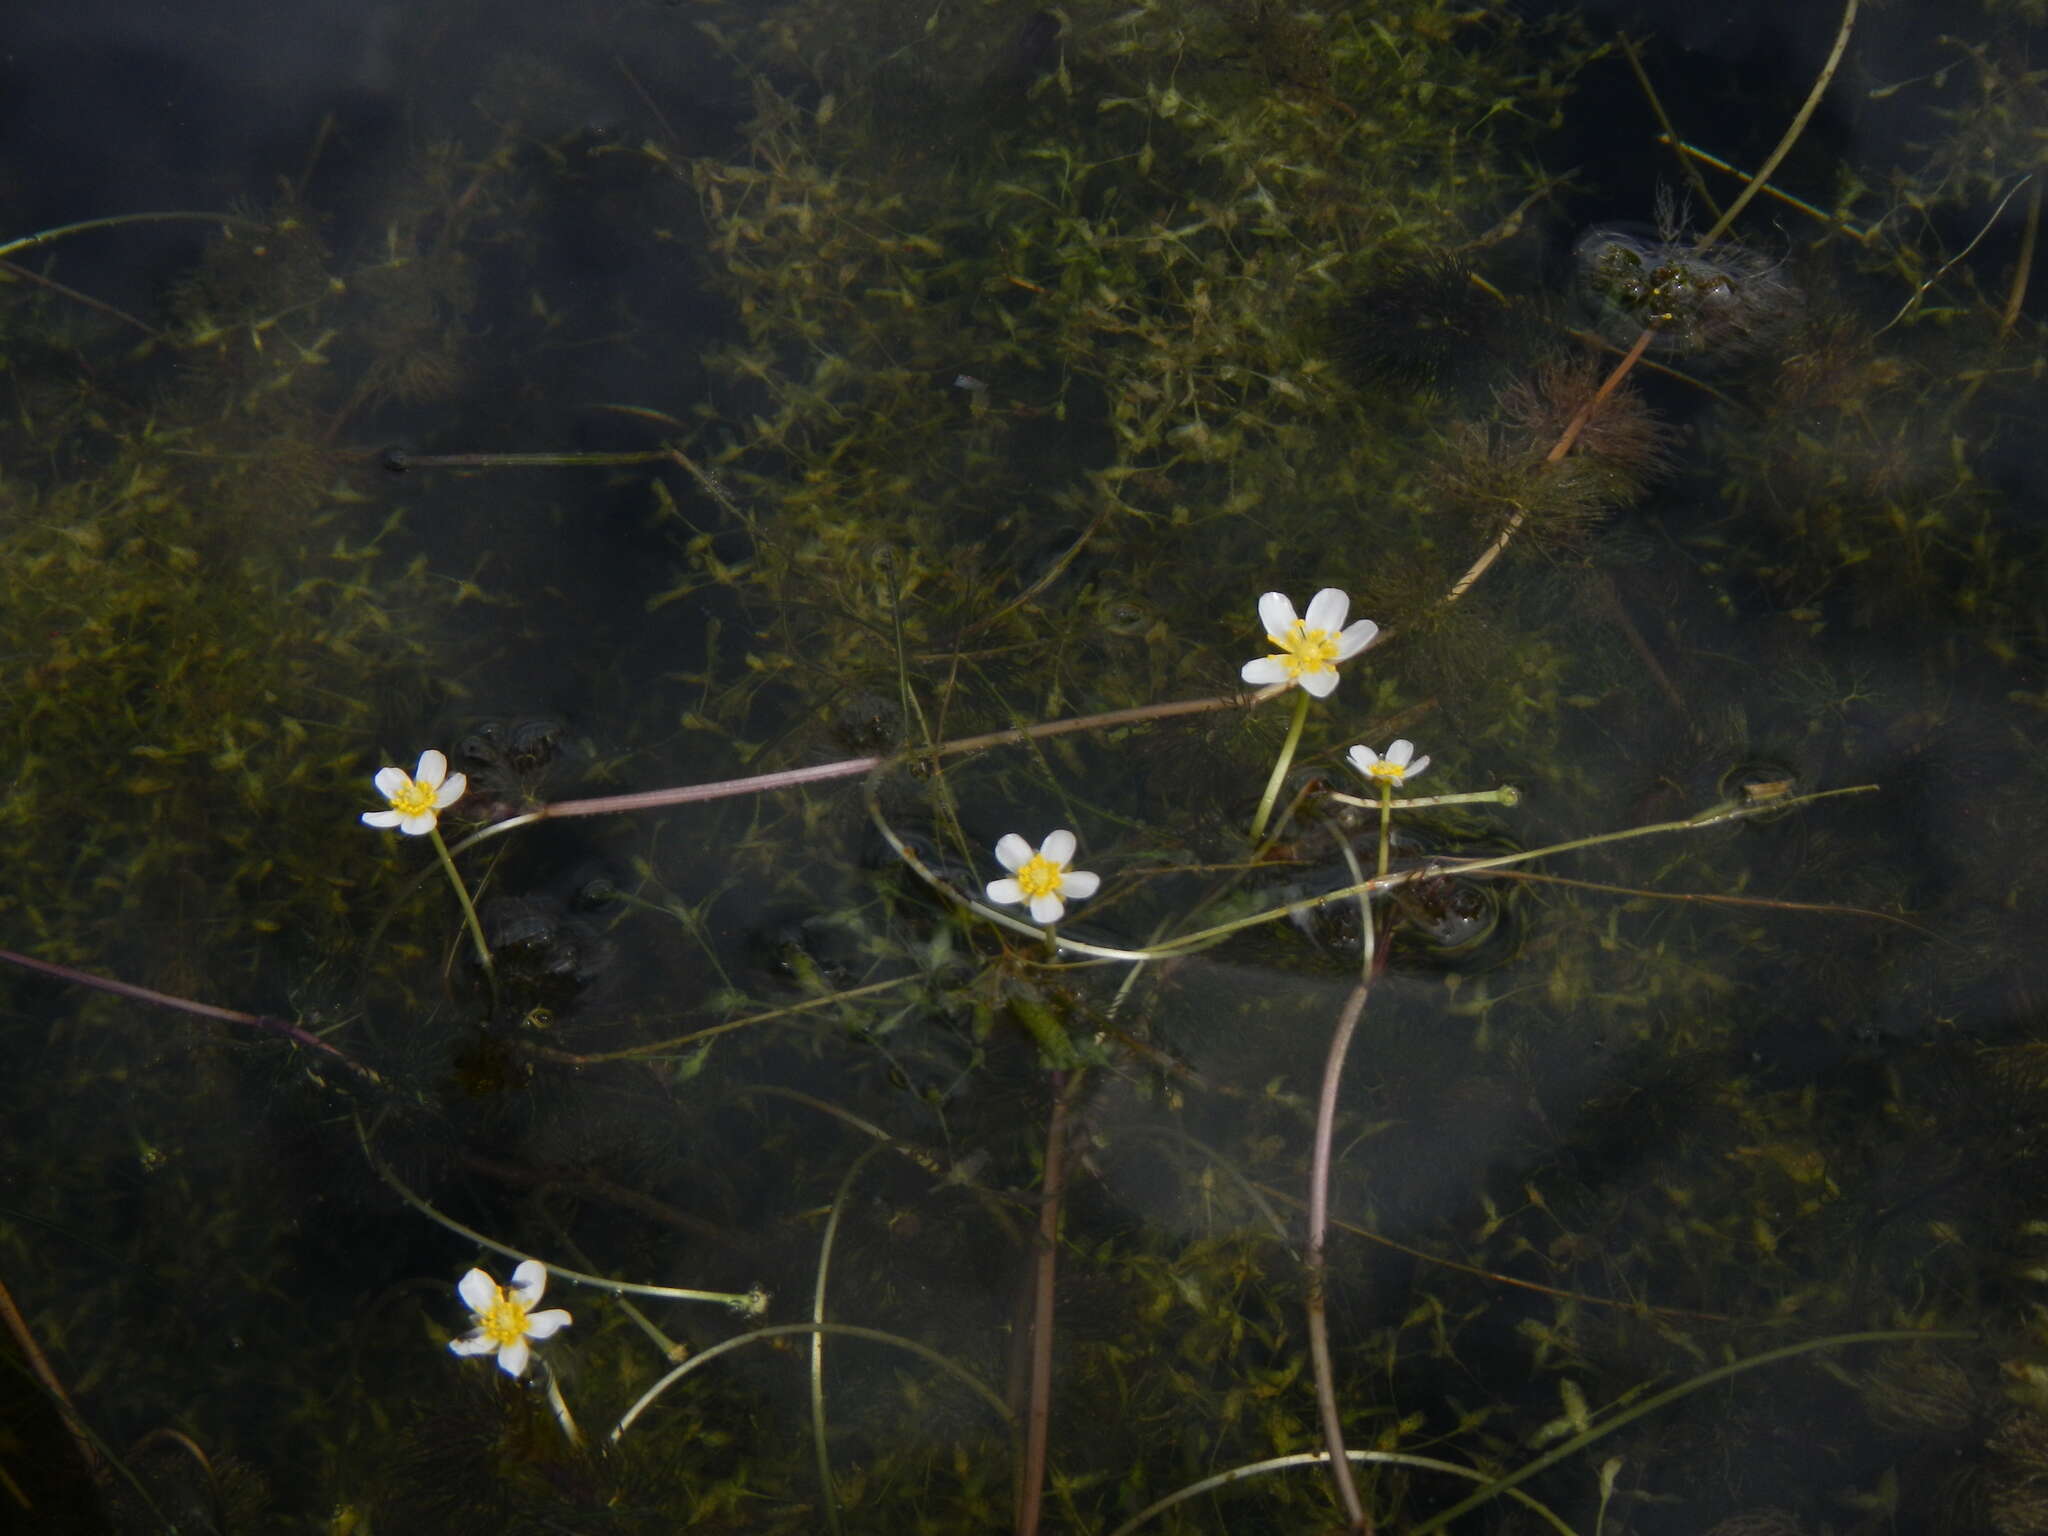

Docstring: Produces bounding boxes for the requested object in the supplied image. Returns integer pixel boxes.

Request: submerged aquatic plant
[15,0,2048,1531]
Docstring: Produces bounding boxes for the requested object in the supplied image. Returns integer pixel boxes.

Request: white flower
[1240,589,1379,699]
[449,1259,572,1378]
[985,829,1101,925]
[1348,739,1430,786]
[361,749,467,836]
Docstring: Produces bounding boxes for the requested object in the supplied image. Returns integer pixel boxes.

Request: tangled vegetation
[6,1,2048,1532]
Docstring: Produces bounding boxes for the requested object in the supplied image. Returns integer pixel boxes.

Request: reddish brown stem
[0,946,387,1089]
[1440,326,1657,609]
[1305,981,1373,1534]
[0,1270,104,1486]
[536,688,1273,821]
[1016,1071,1077,1536]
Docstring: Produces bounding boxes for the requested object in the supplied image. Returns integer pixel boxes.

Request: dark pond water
[4,2,2048,1532]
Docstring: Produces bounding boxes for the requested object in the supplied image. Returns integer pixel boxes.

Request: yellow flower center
[477,1286,531,1348]
[388,776,439,819]
[1015,854,1064,901]
[1267,620,1340,679]
[1365,760,1406,782]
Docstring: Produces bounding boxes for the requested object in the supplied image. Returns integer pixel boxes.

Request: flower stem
[428,826,495,990]
[1376,782,1393,879]
[540,1358,584,1446]
[1249,689,1311,843]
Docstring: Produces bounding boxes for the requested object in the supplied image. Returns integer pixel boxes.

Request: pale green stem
[357,1116,768,1311]
[1326,786,1520,811]
[812,1146,887,1536]
[873,754,1875,967]
[539,1358,584,1447]
[428,825,495,989]
[1119,784,1880,960]
[1409,1327,1970,1535]
[1250,688,1311,843]
[1376,780,1393,879]
[0,209,269,262]
[1103,1449,1578,1536]
[611,1322,1011,1443]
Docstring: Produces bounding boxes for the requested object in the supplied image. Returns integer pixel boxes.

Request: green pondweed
[10,0,2048,1528]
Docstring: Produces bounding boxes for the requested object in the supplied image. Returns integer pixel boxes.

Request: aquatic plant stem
[1305,980,1373,1535]
[1622,35,1721,223]
[870,768,1876,966]
[1698,0,1859,249]
[0,1272,103,1486]
[427,826,496,991]
[1103,1450,1578,1536]
[611,1322,1013,1442]
[1376,781,1393,880]
[812,1146,886,1536]
[2002,177,2042,340]
[357,1117,767,1310]
[1017,1071,1078,1536]
[1442,2,1858,618]
[1409,1326,1971,1535]
[1326,786,1520,812]
[534,685,1283,821]
[0,209,269,263]
[1250,688,1311,844]
[539,1359,584,1447]
[1091,784,1882,962]
[0,945,388,1088]
[1441,327,1655,608]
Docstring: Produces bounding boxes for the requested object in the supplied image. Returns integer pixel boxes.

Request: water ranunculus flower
[362,749,467,835]
[1348,739,1430,786]
[1240,589,1378,698]
[449,1259,572,1378]
[986,830,1101,925]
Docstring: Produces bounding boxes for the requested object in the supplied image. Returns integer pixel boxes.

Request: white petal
[1256,591,1297,638]
[433,772,468,809]
[986,878,1024,906]
[373,765,411,802]
[1298,668,1339,698]
[415,749,449,790]
[509,1259,548,1305]
[398,810,438,836]
[1039,829,1077,865]
[1059,870,1100,901]
[496,1339,532,1378]
[994,833,1035,872]
[1385,740,1415,768]
[449,1331,497,1357]
[1404,754,1431,780]
[1027,892,1066,924]
[1241,657,1291,686]
[1347,745,1381,773]
[523,1308,572,1340]
[1303,588,1349,633]
[457,1269,498,1314]
[1333,618,1379,660]
[362,809,404,829]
